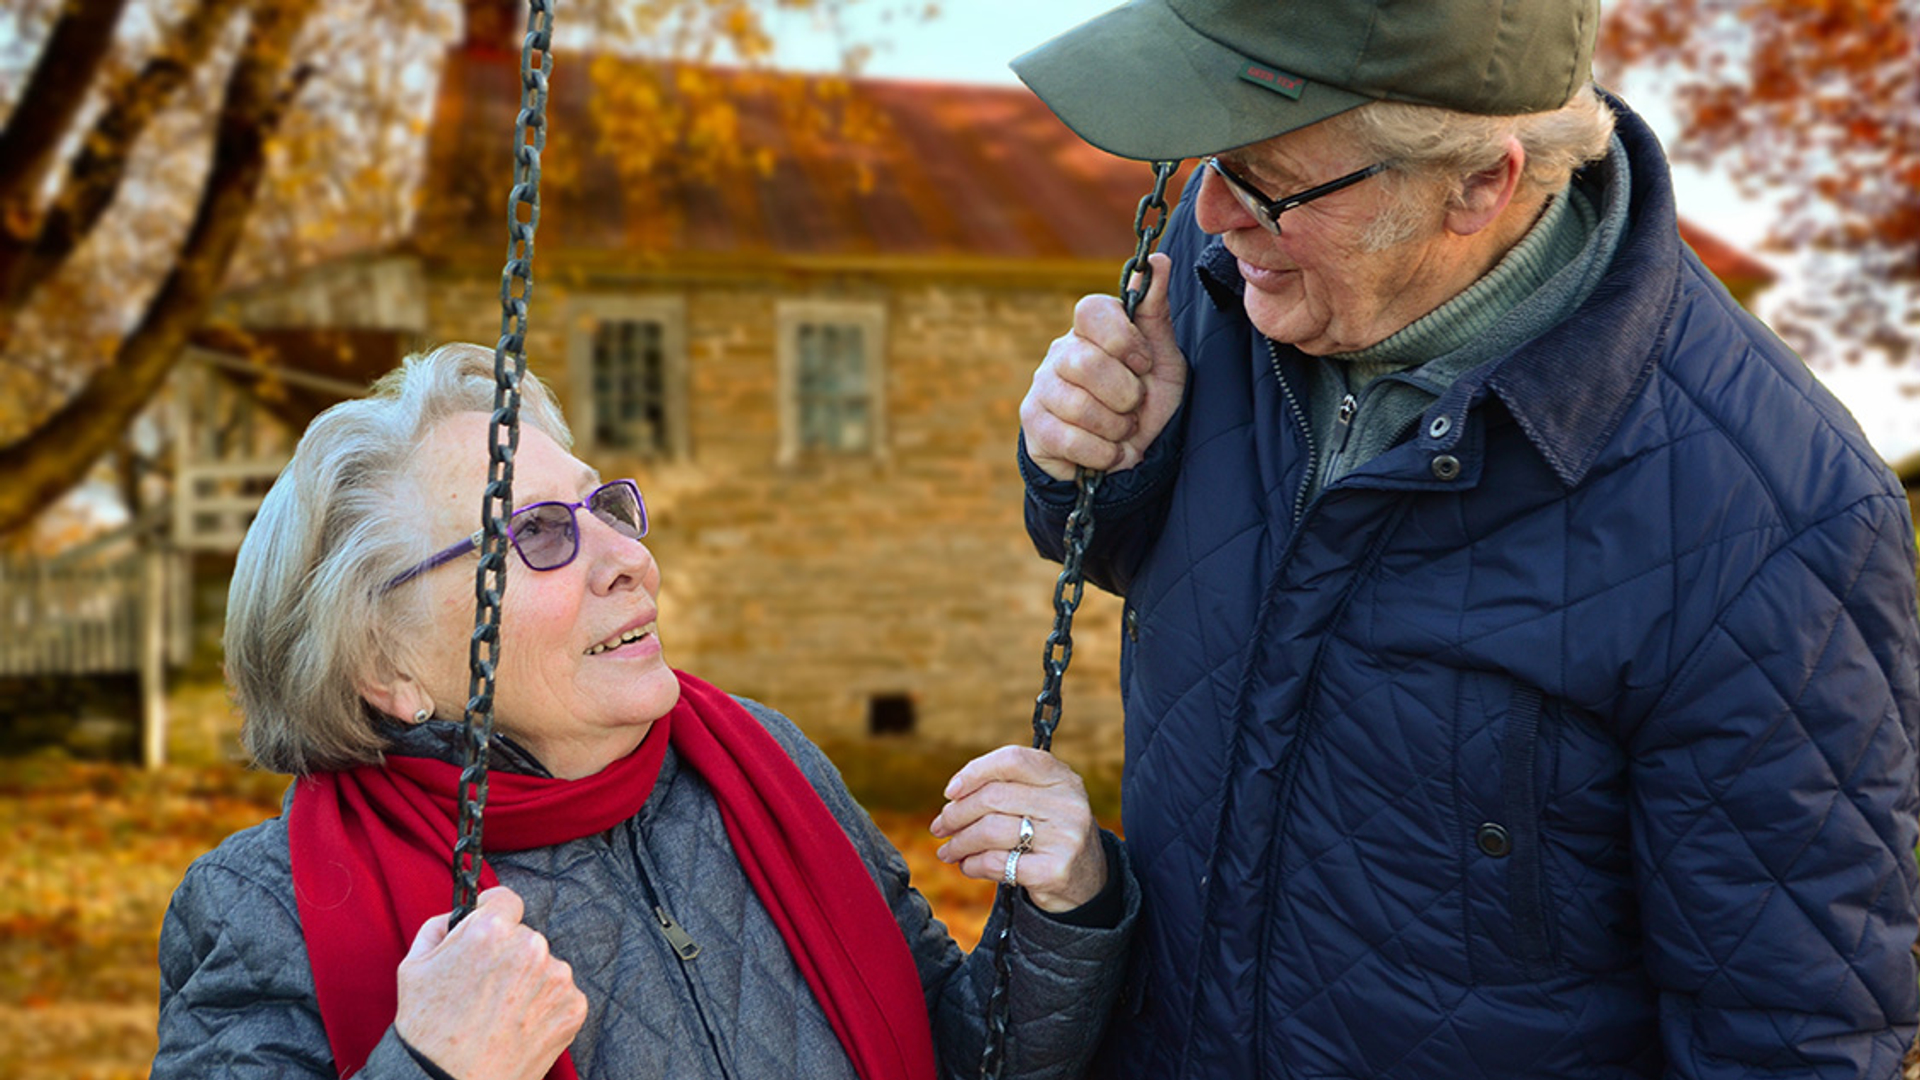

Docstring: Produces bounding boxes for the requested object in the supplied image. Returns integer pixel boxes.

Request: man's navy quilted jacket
[1022,99,1920,1079]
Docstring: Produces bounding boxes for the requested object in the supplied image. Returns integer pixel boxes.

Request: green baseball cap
[1011,0,1599,160]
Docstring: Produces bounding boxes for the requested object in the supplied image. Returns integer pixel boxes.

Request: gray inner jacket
[153,697,1137,1079]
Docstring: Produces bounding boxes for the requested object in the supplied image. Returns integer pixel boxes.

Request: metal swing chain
[976,159,1179,1080]
[452,0,555,928]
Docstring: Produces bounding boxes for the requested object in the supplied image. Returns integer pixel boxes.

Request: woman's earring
[413,708,432,724]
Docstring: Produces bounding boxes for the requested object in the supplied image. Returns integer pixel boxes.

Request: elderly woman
[1007,0,1920,1077]
[154,343,1135,1080]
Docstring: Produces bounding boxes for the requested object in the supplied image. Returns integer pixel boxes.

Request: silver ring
[1003,847,1023,888]
[1015,815,1035,853]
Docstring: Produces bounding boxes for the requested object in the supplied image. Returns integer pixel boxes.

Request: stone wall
[422,265,1129,768]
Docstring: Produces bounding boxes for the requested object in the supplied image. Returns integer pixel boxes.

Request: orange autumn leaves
[0,750,1009,1078]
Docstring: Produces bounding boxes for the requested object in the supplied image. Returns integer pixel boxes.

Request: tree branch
[34,0,247,275]
[0,0,245,315]
[0,0,321,537]
[0,0,131,237]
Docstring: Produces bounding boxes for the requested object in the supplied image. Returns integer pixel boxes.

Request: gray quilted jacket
[154,698,1136,1079]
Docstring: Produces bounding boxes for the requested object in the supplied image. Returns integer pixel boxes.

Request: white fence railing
[0,555,145,676]
[1,546,180,766]
[174,459,286,553]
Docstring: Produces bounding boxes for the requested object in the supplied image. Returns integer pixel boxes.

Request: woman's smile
[583,620,661,658]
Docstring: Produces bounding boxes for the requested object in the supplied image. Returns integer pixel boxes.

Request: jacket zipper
[654,905,702,961]
[608,833,735,1080]
[1267,339,1319,525]
[1251,499,1415,1075]
[1180,341,1330,1077]
[1321,389,1358,494]
[1188,341,1437,1076]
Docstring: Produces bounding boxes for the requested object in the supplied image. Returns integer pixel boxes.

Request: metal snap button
[1476,822,1512,858]
[1428,415,1452,440]
[1431,454,1461,481]
[1125,606,1140,642]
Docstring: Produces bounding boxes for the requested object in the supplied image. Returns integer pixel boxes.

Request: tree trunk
[0,0,319,538]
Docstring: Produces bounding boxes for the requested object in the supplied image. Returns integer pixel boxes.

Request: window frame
[566,294,690,461]
[775,299,888,466]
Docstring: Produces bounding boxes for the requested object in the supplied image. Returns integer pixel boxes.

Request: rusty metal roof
[1675,221,1776,288]
[415,52,1192,271]
[414,51,1770,290]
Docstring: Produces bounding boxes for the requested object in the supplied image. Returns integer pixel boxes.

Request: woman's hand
[930,746,1108,913]
[395,886,587,1080]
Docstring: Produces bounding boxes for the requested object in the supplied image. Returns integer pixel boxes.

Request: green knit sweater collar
[1332,182,1597,382]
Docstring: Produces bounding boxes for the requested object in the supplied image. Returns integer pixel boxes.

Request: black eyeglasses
[383,479,648,591]
[1204,156,1392,235]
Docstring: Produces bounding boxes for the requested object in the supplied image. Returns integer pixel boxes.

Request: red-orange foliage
[1600,0,1920,361]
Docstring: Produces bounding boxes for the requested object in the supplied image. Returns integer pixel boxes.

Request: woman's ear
[1445,135,1527,237]
[359,667,433,724]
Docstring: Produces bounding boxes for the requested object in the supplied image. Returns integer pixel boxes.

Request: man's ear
[358,665,432,724]
[1445,135,1527,237]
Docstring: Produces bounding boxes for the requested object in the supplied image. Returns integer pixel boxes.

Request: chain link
[1118,162,1178,322]
[452,0,554,928]
[977,159,1180,1080]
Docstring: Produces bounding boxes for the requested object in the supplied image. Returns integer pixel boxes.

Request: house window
[591,321,668,454]
[796,323,870,451]
[778,300,886,464]
[568,296,688,460]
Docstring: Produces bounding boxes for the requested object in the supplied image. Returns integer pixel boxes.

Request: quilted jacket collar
[1196,94,1681,488]
[381,714,555,777]
[1475,99,1679,487]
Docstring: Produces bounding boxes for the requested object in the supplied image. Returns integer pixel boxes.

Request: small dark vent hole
[868,693,916,736]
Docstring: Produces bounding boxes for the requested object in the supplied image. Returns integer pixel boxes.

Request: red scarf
[287,671,936,1080]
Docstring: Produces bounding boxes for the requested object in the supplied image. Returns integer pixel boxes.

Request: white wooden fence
[0,555,143,675]
[0,547,180,766]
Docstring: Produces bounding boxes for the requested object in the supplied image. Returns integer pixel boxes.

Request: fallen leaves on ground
[0,758,1004,1078]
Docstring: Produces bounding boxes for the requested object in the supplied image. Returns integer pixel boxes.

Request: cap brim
[1010,0,1374,161]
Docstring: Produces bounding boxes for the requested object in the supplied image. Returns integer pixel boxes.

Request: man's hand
[1020,252,1188,481]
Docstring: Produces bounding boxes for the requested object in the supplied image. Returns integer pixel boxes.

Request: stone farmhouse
[164,20,1778,767]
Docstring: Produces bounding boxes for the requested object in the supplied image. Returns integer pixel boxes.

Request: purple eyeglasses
[383,479,648,591]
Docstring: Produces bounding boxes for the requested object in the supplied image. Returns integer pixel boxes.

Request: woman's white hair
[225,343,573,775]
[1325,83,1617,251]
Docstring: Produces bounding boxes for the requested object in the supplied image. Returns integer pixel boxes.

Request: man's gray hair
[225,343,573,775]
[1329,83,1617,251]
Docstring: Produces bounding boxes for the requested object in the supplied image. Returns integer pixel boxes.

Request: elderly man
[1012,1,1920,1077]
